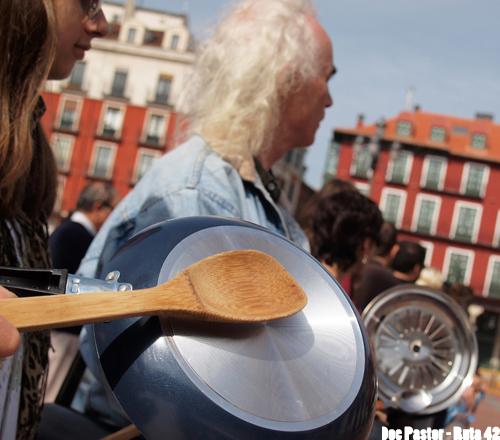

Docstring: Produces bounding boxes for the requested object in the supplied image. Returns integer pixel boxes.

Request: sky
[138,0,500,189]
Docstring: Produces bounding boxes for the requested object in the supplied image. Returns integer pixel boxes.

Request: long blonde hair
[177,0,320,158]
[0,0,57,218]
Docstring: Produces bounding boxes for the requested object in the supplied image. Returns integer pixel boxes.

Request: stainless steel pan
[91,216,376,439]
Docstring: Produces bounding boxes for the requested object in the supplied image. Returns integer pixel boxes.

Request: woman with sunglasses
[0,1,107,437]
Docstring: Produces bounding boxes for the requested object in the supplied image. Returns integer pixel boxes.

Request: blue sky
[139,0,500,189]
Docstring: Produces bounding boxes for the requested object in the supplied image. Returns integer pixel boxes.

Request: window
[324,141,339,182]
[386,150,413,184]
[419,241,434,267]
[143,29,164,46]
[51,135,74,172]
[134,150,160,182]
[68,61,85,89]
[89,144,116,179]
[485,257,500,298]
[396,120,412,137]
[170,34,180,50]
[452,125,468,136]
[127,28,136,43]
[494,211,500,248]
[58,99,79,131]
[451,202,481,243]
[412,195,440,235]
[144,114,166,146]
[154,76,172,104]
[461,163,489,198]
[350,140,372,179]
[380,188,406,228]
[54,176,66,213]
[471,133,487,149]
[444,248,474,285]
[101,106,123,138]
[421,155,446,191]
[284,149,305,170]
[354,182,370,197]
[107,20,121,40]
[430,126,446,143]
[110,70,127,97]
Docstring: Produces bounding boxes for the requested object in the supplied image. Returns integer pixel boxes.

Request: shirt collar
[70,211,97,236]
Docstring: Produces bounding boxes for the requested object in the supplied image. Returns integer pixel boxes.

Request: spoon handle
[0,275,197,332]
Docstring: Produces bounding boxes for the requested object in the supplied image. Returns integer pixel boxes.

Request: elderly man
[78,0,335,430]
[50,182,117,274]
[79,0,334,277]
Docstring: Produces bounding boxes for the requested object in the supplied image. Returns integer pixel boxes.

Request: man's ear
[90,201,103,213]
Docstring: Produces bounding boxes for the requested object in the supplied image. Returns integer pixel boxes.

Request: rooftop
[336,109,500,164]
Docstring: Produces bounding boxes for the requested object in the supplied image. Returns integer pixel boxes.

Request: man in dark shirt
[45,181,116,402]
[49,182,116,273]
[354,222,400,312]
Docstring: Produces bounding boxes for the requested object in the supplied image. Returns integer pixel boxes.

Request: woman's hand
[0,286,20,357]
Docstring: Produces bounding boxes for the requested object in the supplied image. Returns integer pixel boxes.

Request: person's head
[0,0,107,218]
[297,177,356,234]
[50,0,108,79]
[310,190,383,279]
[391,240,426,282]
[76,182,117,230]
[178,0,335,168]
[374,221,399,260]
[443,282,475,310]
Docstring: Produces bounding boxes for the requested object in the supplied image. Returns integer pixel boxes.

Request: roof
[336,110,500,164]
[103,0,188,21]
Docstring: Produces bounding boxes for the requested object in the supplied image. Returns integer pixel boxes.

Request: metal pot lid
[362,285,478,415]
[156,225,365,430]
[93,217,375,438]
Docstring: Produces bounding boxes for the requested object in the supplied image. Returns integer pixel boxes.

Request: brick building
[41,0,195,218]
[42,0,307,220]
[324,108,500,298]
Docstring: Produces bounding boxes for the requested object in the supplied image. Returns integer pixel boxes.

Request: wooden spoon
[0,250,307,332]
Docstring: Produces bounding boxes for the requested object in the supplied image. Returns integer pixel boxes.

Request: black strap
[254,158,281,203]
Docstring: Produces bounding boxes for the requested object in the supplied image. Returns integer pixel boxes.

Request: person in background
[309,189,382,283]
[380,242,451,432]
[391,240,426,283]
[77,0,336,431]
[440,282,485,430]
[352,221,400,311]
[0,0,107,438]
[296,177,356,237]
[49,182,117,274]
[45,181,116,402]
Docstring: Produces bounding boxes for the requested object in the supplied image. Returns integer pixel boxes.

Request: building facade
[41,0,306,220]
[42,0,195,217]
[325,108,500,298]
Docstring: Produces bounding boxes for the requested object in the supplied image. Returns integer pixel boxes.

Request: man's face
[280,20,335,149]
[49,0,108,80]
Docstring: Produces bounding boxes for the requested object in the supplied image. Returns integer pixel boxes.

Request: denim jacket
[79,135,307,278]
[78,135,308,427]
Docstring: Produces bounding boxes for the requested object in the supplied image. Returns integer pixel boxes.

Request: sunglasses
[80,0,102,21]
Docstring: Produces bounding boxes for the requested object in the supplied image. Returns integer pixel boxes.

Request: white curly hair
[177,0,322,158]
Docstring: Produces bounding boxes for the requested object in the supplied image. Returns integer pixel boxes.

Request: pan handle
[0,266,68,297]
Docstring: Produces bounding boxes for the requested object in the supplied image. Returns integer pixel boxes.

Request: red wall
[41,91,178,214]
[335,138,500,296]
